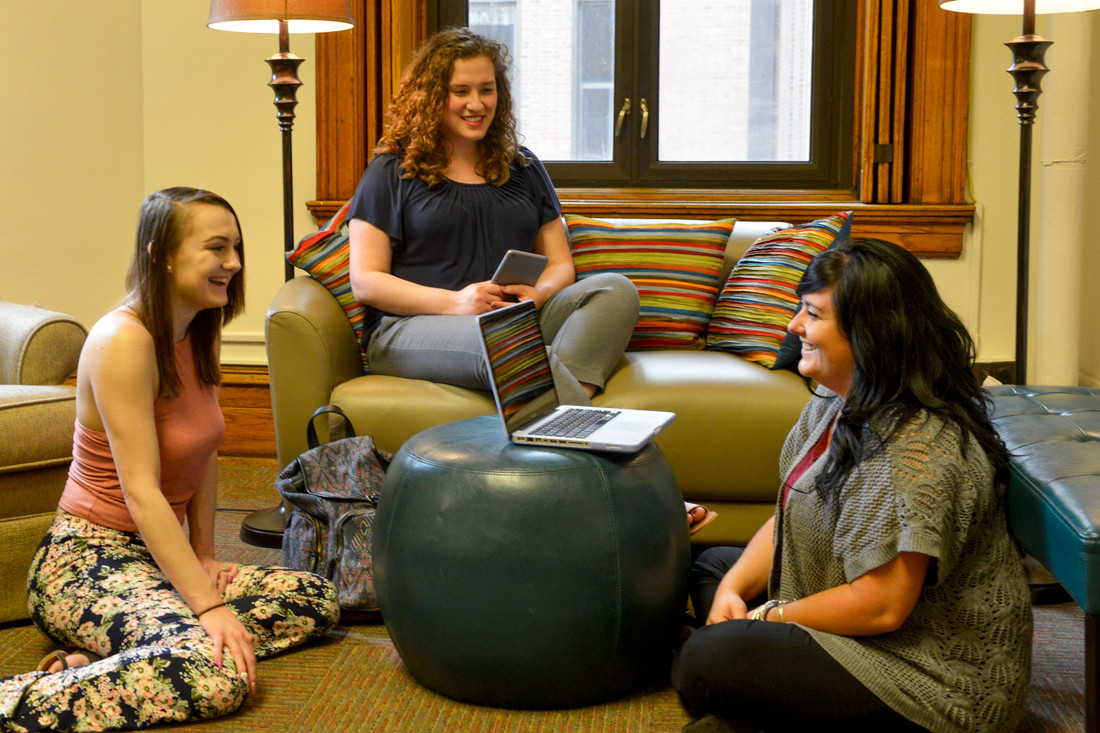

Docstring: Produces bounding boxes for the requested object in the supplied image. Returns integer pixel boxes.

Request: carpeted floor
[0,457,1087,732]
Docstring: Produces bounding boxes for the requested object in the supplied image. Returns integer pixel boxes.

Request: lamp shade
[208,0,353,33]
[939,0,1100,13]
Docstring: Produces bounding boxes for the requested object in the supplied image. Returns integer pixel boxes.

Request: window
[443,0,856,189]
[311,0,973,258]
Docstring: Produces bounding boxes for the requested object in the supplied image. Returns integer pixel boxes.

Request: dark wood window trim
[308,0,973,258]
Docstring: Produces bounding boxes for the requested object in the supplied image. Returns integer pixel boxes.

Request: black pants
[671,546,927,733]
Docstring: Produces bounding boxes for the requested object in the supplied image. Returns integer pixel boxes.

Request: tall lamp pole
[1004,1,1049,385]
[268,19,305,281]
[207,0,353,547]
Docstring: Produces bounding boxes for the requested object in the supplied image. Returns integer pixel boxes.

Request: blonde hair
[375,27,522,186]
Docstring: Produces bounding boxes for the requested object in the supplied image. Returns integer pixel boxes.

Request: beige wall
[957,13,1099,386]
[1,4,1096,384]
[2,1,144,330]
[1081,17,1100,387]
[140,1,318,364]
[1,0,317,365]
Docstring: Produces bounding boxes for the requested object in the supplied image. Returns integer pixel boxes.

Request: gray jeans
[366,272,639,406]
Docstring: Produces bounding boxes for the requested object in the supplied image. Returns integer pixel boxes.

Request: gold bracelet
[777,604,786,622]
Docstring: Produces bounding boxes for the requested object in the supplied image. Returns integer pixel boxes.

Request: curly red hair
[374,27,523,187]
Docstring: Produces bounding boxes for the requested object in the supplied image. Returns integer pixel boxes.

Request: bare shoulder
[86,309,153,349]
[76,309,159,430]
[80,309,156,376]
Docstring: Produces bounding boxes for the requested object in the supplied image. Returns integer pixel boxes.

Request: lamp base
[239,503,288,548]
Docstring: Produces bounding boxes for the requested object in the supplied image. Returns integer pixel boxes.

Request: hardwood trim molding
[308,192,973,259]
[220,365,277,458]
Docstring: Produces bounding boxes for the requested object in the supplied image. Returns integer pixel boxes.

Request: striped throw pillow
[286,200,369,371]
[705,211,852,368]
[566,215,735,350]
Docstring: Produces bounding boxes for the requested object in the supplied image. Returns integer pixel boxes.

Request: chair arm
[265,277,364,467]
[0,301,86,386]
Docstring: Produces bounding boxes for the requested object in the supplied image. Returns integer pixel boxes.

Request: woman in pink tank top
[0,188,340,731]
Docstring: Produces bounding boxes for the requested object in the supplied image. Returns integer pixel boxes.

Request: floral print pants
[0,512,340,732]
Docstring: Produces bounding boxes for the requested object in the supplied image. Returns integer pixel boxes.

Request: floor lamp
[208,0,354,548]
[939,0,1100,385]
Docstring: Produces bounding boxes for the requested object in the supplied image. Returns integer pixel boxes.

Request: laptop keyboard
[535,408,621,438]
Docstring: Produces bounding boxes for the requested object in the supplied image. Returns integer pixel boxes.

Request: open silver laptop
[476,299,675,452]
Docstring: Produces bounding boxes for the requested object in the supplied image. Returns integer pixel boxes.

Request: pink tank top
[58,334,225,532]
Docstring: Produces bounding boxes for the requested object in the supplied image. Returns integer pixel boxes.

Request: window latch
[615,98,632,137]
[639,98,649,139]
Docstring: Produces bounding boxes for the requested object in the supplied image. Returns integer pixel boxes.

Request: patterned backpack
[276,405,391,618]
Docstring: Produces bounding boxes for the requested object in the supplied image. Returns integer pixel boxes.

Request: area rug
[0,457,1085,732]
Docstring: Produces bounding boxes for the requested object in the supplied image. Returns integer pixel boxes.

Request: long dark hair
[125,187,245,396]
[375,27,522,186]
[798,238,1009,493]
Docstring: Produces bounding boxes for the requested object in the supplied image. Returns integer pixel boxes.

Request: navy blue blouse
[348,147,562,293]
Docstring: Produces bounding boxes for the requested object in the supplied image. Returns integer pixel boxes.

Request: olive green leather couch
[0,300,86,622]
[266,220,812,546]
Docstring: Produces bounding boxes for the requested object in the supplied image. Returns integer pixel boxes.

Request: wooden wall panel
[907,4,972,205]
[219,366,276,458]
[314,0,369,203]
[309,0,428,222]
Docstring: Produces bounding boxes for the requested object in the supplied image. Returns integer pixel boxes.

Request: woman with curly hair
[346,27,640,408]
[0,188,340,731]
[672,239,1032,732]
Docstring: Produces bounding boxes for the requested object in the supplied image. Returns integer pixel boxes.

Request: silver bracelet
[762,599,789,622]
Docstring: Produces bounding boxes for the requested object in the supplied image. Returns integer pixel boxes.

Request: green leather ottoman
[372,415,689,709]
[987,385,1100,733]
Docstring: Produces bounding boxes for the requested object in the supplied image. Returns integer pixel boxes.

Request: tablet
[490,250,548,286]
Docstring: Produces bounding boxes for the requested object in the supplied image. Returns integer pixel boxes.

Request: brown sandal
[686,503,718,536]
[36,650,69,673]
[35,649,103,674]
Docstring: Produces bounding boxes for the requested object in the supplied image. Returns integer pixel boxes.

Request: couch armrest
[265,277,364,467]
[0,301,86,386]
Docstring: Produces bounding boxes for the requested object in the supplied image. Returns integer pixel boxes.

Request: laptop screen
[478,300,560,432]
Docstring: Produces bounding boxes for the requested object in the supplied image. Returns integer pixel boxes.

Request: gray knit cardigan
[773,392,1032,733]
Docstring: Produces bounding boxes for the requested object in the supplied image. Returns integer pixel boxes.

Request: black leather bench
[987,385,1100,732]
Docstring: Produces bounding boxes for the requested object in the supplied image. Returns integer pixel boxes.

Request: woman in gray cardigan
[672,238,1032,733]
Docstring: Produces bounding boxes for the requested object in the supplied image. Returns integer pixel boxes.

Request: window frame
[439,0,856,189]
[308,0,975,259]
[628,0,856,189]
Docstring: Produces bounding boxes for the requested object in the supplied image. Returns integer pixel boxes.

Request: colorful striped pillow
[286,200,369,371]
[705,211,852,368]
[566,216,735,350]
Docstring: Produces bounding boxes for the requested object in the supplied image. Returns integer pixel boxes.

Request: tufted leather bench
[987,385,1100,733]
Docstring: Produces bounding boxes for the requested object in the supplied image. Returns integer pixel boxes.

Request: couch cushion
[565,215,735,350]
[705,211,852,368]
[286,200,369,371]
[594,350,810,502]
[331,374,495,456]
[0,385,76,479]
